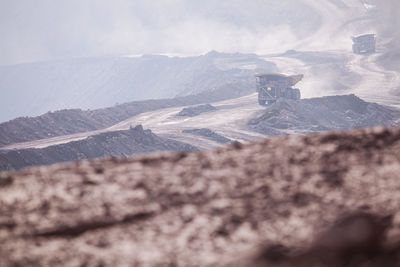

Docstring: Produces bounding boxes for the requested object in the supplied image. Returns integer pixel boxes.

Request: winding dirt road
[3,53,400,151]
[1,94,267,150]
[2,0,400,151]
[346,53,400,108]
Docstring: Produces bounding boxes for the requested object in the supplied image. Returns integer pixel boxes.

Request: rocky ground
[0,125,197,172]
[1,126,400,266]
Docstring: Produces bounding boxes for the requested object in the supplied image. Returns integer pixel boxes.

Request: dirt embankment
[0,125,197,172]
[1,126,400,266]
[249,94,400,135]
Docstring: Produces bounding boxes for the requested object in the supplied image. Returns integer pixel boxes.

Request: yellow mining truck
[352,34,376,54]
[255,73,303,106]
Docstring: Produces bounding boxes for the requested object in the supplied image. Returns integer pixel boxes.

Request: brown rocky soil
[1,126,400,266]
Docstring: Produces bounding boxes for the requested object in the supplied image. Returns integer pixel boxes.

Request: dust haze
[0,0,319,66]
[375,0,400,47]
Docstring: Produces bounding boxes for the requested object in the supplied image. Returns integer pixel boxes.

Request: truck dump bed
[352,34,376,54]
[255,73,303,105]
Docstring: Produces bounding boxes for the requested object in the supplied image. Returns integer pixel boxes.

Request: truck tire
[353,45,359,54]
[293,88,301,100]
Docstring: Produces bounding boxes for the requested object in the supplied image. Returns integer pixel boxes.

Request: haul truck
[352,34,376,54]
[255,73,303,106]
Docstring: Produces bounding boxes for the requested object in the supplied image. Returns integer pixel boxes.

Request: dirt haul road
[1,94,267,151]
[346,53,400,108]
[3,49,400,152]
[2,0,400,151]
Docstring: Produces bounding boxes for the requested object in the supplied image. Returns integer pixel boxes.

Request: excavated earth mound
[0,125,197,172]
[248,94,400,136]
[1,126,400,266]
[177,104,217,117]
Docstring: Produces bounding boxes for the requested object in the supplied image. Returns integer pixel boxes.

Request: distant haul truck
[255,73,303,106]
[352,34,376,54]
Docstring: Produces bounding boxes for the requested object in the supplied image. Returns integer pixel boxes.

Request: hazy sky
[0,0,323,66]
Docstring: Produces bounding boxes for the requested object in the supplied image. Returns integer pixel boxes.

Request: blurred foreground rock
[246,213,399,267]
[1,126,400,266]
